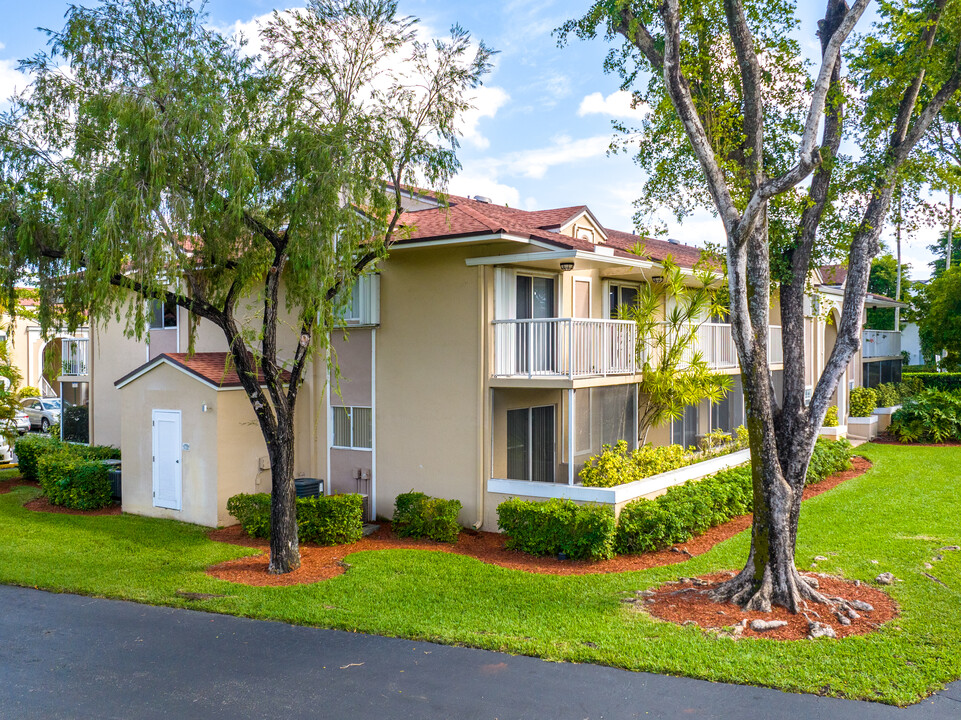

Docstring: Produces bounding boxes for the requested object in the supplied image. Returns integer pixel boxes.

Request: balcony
[492,318,637,379]
[862,329,901,359]
[492,320,783,381]
[59,338,90,378]
[661,323,782,369]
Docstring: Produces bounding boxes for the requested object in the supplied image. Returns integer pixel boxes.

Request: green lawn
[0,443,959,705]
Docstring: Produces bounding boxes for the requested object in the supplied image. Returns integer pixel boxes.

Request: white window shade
[339,275,380,326]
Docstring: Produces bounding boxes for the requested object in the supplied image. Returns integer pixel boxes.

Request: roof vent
[667,237,680,245]
[473,195,493,203]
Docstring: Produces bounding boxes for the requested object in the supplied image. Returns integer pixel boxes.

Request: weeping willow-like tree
[562,0,961,611]
[0,0,492,574]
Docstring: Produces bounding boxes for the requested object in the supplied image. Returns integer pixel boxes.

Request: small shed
[114,352,286,527]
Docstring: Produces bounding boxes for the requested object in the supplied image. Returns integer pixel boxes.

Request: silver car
[21,397,62,433]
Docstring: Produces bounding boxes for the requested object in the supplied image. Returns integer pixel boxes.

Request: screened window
[332,406,372,450]
[506,405,555,483]
[672,404,699,449]
[149,298,177,329]
[711,376,744,434]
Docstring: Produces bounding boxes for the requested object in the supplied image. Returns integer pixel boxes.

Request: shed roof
[115,352,291,391]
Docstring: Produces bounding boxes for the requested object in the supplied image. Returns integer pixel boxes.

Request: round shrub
[823,406,839,427]
[849,387,877,418]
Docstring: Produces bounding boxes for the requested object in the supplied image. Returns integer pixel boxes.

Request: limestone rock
[939,545,960,552]
[808,622,837,640]
[875,572,897,585]
[848,599,874,612]
[750,619,788,633]
[814,555,829,561]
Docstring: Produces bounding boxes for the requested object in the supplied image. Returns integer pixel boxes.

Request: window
[337,275,380,327]
[149,298,178,329]
[711,377,744,433]
[672,404,699,449]
[506,405,555,483]
[608,283,639,319]
[332,406,372,449]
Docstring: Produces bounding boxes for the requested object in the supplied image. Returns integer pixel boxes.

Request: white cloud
[0,57,28,108]
[459,85,510,149]
[447,171,521,208]
[488,134,613,179]
[578,90,649,121]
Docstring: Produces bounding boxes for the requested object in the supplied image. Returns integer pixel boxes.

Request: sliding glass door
[506,405,556,483]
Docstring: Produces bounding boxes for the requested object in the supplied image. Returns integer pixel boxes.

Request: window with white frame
[332,406,372,449]
[336,274,380,327]
[608,282,639,319]
[148,298,178,329]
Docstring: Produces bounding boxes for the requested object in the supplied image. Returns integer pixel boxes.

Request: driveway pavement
[1,585,958,719]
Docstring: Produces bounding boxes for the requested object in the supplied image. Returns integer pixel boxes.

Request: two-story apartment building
[58,190,901,529]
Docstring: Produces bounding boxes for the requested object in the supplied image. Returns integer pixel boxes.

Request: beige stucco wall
[119,363,221,527]
[372,244,485,525]
[215,389,274,525]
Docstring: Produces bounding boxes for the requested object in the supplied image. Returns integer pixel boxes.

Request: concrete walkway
[1,585,958,719]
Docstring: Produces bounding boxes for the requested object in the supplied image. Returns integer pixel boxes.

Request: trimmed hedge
[850,387,877,418]
[497,498,616,560]
[890,389,961,443]
[14,434,61,481]
[903,372,961,392]
[37,450,112,510]
[616,465,752,554]
[226,492,364,545]
[298,494,364,545]
[393,492,462,543]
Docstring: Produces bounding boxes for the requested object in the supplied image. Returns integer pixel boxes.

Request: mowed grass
[0,443,958,705]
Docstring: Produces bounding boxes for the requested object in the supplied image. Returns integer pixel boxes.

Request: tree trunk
[267,416,300,574]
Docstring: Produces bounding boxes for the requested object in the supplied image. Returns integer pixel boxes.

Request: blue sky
[0,0,943,280]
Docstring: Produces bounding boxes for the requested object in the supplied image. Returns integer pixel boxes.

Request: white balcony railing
[657,323,782,370]
[61,338,90,377]
[492,318,637,379]
[863,329,901,358]
[492,319,784,379]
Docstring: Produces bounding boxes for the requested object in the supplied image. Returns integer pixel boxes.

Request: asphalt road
[1,584,959,720]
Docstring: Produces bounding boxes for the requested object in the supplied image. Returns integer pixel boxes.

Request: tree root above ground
[636,572,898,641]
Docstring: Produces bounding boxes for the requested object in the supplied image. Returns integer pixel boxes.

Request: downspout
[474,264,487,530]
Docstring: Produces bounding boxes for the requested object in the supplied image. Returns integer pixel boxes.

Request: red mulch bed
[23,495,122,516]
[0,475,38,494]
[206,456,873,588]
[639,572,897,641]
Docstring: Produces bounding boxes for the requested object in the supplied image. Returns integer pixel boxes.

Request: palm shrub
[850,387,878,417]
[890,389,961,443]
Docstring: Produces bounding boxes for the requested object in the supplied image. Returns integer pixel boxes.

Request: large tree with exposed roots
[562,0,961,611]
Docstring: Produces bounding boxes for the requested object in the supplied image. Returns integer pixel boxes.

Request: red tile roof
[819,264,847,285]
[115,352,291,389]
[393,191,709,268]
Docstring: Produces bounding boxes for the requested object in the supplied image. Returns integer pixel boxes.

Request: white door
[152,410,182,510]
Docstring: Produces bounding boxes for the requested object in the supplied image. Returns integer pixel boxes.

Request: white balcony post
[568,388,575,485]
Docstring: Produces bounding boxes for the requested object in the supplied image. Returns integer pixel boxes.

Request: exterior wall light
[560,262,575,272]
[651,275,664,284]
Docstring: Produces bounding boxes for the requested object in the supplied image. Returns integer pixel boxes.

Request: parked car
[20,397,63,432]
[0,411,30,436]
